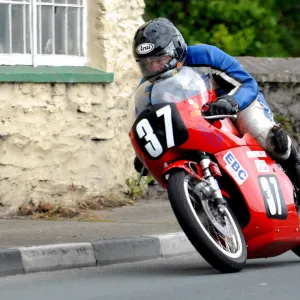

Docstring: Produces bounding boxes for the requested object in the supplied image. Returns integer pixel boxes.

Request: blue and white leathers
[187,44,260,110]
[186,44,290,159]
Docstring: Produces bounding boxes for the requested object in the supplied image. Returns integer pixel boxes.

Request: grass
[8,175,156,221]
[125,175,154,200]
[273,112,293,134]
[13,194,136,221]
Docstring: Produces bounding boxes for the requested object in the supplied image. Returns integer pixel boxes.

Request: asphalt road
[1,252,300,300]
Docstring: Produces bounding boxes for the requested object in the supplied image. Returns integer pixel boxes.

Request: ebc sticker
[258,175,287,219]
[223,151,248,185]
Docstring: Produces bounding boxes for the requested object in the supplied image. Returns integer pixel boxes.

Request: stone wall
[236,57,300,142]
[0,0,145,209]
[0,82,133,209]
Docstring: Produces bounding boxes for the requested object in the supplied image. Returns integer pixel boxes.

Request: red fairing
[129,91,300,259]
[215,147,300,258]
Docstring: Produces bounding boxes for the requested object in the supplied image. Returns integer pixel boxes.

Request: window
[0,0,87,66]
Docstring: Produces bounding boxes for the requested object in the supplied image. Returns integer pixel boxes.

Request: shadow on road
[109,254,300,277]
[245,256,300,271]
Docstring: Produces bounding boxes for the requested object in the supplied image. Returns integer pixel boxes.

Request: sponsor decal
[246,151,267,158]
[188,99,202,117]
[136,43,155,55]
[223,151,248,185]
[258,175,287,219]
[258,99,274,121]
[254,160,269,173]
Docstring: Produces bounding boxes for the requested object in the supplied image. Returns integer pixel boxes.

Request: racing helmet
[133,18,187,81]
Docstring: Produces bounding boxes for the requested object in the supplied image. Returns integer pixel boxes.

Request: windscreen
[136,67,212,116]
[127,66,213,130]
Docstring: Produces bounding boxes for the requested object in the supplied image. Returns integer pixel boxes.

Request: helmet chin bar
[147,56,180,81]
[149,62,184,83]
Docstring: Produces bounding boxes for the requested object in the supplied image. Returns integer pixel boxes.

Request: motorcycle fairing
[215,146,300,258]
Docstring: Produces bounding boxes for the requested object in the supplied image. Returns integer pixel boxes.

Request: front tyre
[168,170,247,273]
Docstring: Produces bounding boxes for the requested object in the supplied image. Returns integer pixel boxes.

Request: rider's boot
[277,143,300,207]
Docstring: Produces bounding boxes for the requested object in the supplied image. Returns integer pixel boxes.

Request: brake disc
[201,201,235,238]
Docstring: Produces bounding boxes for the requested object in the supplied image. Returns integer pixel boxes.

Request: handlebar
[203,114,237,120]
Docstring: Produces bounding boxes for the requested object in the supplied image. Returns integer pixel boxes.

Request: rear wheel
[168,170,247,273]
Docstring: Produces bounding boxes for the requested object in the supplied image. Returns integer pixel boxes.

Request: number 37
[259,175,287,219]
[136,105,175,158]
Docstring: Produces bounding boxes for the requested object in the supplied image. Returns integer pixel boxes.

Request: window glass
[68,7,78,55]
[0,4,10,53]
[11,4,24,53]
[54,6,66,54]
[0,0,86,65]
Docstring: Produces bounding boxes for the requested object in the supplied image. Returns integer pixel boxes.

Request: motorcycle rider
[131,17,300,200]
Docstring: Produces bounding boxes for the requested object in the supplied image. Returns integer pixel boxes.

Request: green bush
[125,175,154,200]
[273,113,293,134]
[144,0,299,57]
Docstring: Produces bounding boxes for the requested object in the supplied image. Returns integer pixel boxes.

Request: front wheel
[167,170,247,273]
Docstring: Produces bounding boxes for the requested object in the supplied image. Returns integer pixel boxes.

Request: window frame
[0,0,87,67]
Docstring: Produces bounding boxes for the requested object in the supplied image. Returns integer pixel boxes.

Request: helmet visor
[138,55,172,78]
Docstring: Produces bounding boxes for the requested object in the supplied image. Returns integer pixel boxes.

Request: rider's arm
[187,44,259,110]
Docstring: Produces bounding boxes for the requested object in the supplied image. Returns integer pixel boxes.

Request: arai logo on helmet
[136,43,155,55]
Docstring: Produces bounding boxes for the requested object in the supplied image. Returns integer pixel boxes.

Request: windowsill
[0,66,114,83]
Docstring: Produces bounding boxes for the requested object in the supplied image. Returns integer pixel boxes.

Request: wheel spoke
[185,175,242,258]
[197,207,238,253]
[212,228,238,253]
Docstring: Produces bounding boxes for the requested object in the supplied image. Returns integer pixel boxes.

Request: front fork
[194,154,227,207]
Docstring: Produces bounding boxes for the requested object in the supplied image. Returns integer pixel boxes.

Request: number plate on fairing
[258,175,287,220]
[133,103,189,159]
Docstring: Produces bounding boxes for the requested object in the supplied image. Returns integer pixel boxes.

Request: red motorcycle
[128,68,300,273]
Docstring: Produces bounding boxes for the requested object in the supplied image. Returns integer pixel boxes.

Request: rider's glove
[208,95,239,116]
[134,156,148,176]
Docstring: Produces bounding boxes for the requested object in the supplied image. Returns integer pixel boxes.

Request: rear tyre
[168,170,247,273]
